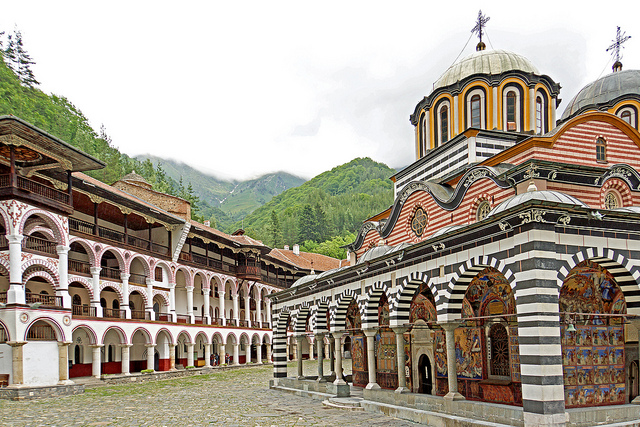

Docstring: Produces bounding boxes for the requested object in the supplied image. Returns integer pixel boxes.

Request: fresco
[375,329,398,389]
[351,334,368,387]
[409,283,437,323]
[345,299,361,330]
[560,261,626,408]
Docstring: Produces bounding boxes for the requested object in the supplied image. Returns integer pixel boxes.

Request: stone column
[316,333,325,381]
[218,291,226,326]
[393,327,409,393]
[121,344,132,375]
[186,286,194,323]
[58,342,72,384]
[169,344,177,371]
[90,344,103,378]
[256,297,262,328]
[292,339,298,361]
[7,235,24,305]
[266,343,272,363]
[90,267,102,317]
[219,341,226,365]
[204,343,212,367]
[308,337,315,361]
[244,340,250,364]
[169,284,176,322]
[203,288,211,324]
[146,344,156,371]
[233,342,239,365]
[266,298,272,327]
[56,245,71,308]
[146,279,155,320]
[364,329,380,390]
[244,294,251,327]
[186,343,194,367]
[232,294,240,326]
[296,336,304,378]
[8,341,26,385]
[332,332,346,385]
[120,273,131,319]
[441,322,464,400]
[328,335,336,377]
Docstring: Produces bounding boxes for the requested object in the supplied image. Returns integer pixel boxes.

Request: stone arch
[99,282,125,303]
[153,260,172,282]
[193,271,208,290]
[129,285,150,308]
[22,260,60,288]
[225,278,237,296]
[362,280,392,328]
[226,331,238,345]
[601,177,634,207]
[312,296,331,333]
[97,247,126,273]
[102,326,127,345]
[261,332,271,344]
[25,316,65,341]
[130,327,153,344]
[195,331,210,345]
[391,271,437,327]
[127,254,151,278]
[294,301,312,335]
[272,308,290,378]
[558,247,640,313]
[176,330,193,343]
[0,319,11,342]
[0,203,11,234]
[155,328,174,345]
[442,256,515,318]
[24,224,55,240]
[22,268,58,289]
[0,259,9,277]
[332,288,359,331]
[69,277,95,301]
[69,237,98,266]
[152,290,170,308]
[18,208,67,245]
[212,331,224,346]
[72,325,97,345]
[175,266,193,288]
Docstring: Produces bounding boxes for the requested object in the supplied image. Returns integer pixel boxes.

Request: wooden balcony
[0,174,72,214]
[69,259,92,276]
[131,309,150,320]
[72,304,97,317]
[99,266,121,281]
[103,308,126,319]
[26,292,62,307]
[236,264,261,281]
[22,235,58,256]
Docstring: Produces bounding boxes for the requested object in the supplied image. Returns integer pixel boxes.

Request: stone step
[322,397,365,411]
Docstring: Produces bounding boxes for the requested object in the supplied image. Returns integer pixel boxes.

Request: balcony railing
[103,308,126,319]
[72,305,96,317]
[0,235,7,251]
[22,235,57,256]
[99,266,121,281]
[176,314,190,324]
[180,252,234,274]
[128,273,147,285]
[69,218,170,257]
[194,315,204,325]
[210,317,221,326]
[131,310,150,320]
[262,322,270,329]
[158,314,170,322]
[238,320,248,328]
[0,174,69,205]
[69,259,92,276]
[26,292,62,307]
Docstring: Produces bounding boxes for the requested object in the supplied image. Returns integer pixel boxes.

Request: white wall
[23,341,59,386]
[0,344,12,383]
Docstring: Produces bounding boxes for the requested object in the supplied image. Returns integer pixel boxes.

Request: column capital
[331,331,344,340]
[90,267,102,275]
[314,332,325,340]
[89,344,104,349]
[185,342,195,348]
[120,273,130,281]
[58,341,73,347]
[145,343,156,348]
[439,321,461,332]
[7,341,27,347]
[363,328,378,338]
[146,278,154,286]
[391,326,410,335]
[202,288,210,295]
[119,343,133,349]
[6,234,23,244]
[56,245,70,255]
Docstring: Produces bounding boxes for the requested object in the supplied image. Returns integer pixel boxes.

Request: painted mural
[409,283,437,324]
[560,261,626,408]
[346,299,367,387]
[375,329,398,389]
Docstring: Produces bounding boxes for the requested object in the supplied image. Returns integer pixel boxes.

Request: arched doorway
[418,354,432,394]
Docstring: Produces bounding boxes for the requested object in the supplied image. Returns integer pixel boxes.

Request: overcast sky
[2,1,640,181]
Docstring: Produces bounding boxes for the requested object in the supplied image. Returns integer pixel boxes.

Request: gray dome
[357,245,392,264]
[434,49,539,90]
[561,69,640,121]
[487,190,588,218]
[291,275,317,288]
[428,225,466,239]
[610,206,640,214]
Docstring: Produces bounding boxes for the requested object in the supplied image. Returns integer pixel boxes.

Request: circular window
[411,207,428,237]
[604,191,620,210]
[476,200,491,221]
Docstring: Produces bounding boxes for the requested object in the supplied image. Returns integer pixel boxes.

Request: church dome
[434,49,540,90]
[486,190,588,218]
[561,69,640,121]
[121,170,153,189]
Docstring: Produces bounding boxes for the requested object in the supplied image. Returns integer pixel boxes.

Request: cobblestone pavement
[0,360,421,426]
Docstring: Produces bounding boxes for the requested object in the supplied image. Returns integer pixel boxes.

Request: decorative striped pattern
[311,296,331,333]
[361,281,390,329]
[272,308,290,378]
[390,272,435,327]
[331,288,358,331]
[294,301,311,334]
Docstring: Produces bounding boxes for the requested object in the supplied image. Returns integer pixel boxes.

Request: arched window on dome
[617,106,637,129]
[502,86,522,132]
[436,100,451,147]
[596,137,607,163]
[418,112,427,157]
[466,88,485,130]
[535,90,549,134]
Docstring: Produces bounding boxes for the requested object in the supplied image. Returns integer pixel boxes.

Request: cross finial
[471,10,490,51]
[606,26,631,72]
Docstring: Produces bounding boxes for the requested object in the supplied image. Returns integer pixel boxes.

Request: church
[270,17,640,427]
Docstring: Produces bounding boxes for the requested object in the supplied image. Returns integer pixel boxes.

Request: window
[410,207,428,237]
[536,96,543,134]
[155,266,163,281]
[506,92,516,130]
[596,138,606,163]
[476,201,491,221]
[489,324,510,377]
[471,95,481,128]
[604,191,620,209]
[618,107,637,129]
[622,110,632,124]
[439,105,449,145]
[72,294,82,306]
[419,112,427,157]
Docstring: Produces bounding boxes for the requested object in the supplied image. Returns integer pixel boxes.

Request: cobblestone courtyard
[0,361,420,426]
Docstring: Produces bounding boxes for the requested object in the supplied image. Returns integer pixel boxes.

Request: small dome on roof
[561,69,640,121]
[428,225,466,239]
[434,49,539,90]
[121,170,152,189]
[357,245,392,264]
[609,206,640,214]
[487,190,588,218]
[291,275,317,288]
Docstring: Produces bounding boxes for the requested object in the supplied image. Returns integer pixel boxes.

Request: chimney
[293,244,299,255]
[204,220,210,227]
[284,245,289,251]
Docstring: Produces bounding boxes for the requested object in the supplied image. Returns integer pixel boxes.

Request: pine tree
[4,32,17,74]
[14,29,39,87]
[313,203,329,242]
[268,210,283,248]
[297,204,317,243]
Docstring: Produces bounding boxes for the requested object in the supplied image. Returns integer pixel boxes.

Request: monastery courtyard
[0,362,420,426]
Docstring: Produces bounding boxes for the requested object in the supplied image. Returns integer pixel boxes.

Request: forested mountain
[238,157,395,258]
[140,155,305,230]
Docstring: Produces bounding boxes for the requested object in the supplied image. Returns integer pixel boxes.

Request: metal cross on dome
[606,26,631,70]
[471,10,490,47]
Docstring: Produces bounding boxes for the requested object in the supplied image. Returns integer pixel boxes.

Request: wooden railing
[158,314,170,322]
[72,305,96,317]
[69,259,92,275]
[16,175,70,204]
[22,235,57,256]
[131,310,150,320]
[194,315,204,325]
[210,317,221,326]
[238,320,249,328]
[176,314,190,324]
[128,273,147,285]
[69,217,94,235]
[181,252,234,274]
[103,308,125,319]
[262,322,270,329]
[26,292,62,307]
[0,235,7,250]
[99,266,121,281]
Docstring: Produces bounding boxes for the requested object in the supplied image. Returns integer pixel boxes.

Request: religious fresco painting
[560,261,626,408]
[374,294,398,389]
[346,299,368,387]
[409,283,437,324]
[434,268,521,404]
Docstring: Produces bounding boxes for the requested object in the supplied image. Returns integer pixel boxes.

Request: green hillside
[239,157,395,256]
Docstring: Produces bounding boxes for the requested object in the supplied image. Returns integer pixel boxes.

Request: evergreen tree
[4,32,17,74]
[297,204,317,243]
[313,202,329,242]
[267,210,283,248]
[14,29,39,87]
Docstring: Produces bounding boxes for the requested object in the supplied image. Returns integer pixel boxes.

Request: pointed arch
[130,327,153,344]
[176,330,193,343]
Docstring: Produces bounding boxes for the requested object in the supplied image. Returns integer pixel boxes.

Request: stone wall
[0,384,84,401]
[112,181,190,219]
